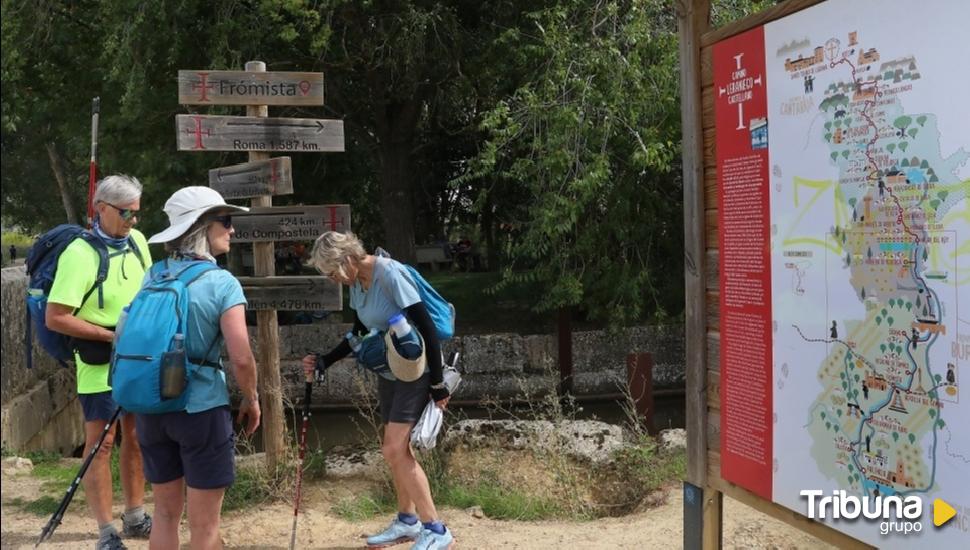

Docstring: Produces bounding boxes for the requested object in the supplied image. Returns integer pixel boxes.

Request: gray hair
[309,231,366,278]
[93,175,142,206]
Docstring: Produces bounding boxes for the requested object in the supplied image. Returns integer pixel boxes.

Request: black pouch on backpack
[71,335,114,365]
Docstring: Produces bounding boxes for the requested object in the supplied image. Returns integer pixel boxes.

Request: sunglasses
[211,215,233,229]
[102,202,139,221]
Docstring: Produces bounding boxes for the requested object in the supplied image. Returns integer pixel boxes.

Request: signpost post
[177,60,347,472]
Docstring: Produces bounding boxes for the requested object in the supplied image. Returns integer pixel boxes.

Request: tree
[462,0,684,323]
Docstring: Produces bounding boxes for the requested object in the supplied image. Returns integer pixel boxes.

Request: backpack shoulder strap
[75,231,111,311]
[126,236,148,269]
[174,261,221,286]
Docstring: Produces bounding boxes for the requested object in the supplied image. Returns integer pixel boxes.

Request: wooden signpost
[176,114,344,152]
[209,157,293,199]
[230,205,350,243]
[237,276,341,311]
[178,70,325,106]
[176,60,347,472]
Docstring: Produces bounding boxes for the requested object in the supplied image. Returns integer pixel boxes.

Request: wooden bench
[415,244,452,271]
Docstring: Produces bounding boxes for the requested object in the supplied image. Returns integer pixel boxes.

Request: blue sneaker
[366,518,422,548]
[410,527,454,550]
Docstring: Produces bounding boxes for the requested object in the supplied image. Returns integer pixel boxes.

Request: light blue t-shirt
[142,258,247,413]
[350,257,422,331]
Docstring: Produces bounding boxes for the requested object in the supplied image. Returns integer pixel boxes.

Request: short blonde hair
[309,231,366,278]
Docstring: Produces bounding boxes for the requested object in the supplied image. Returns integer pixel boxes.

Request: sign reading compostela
[178,70,324,106]
[714,0,968,547]
[176,114,344,152]
[209,157,293,199]
[231,205,350,243]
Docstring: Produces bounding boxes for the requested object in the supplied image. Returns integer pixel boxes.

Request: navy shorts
[135,406,235,489]
[378,372,430,424]
[79,391,126,422]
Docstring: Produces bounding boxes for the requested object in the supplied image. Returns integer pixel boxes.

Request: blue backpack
[110,260,221,414]
[402,265,456,341]
[375,249,456,340]
[25,224,146,369]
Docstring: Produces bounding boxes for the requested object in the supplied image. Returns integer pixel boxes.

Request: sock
[98,522,118,540]
[423,521,446,535]
[398,512,418,525]
[123,506,146,524]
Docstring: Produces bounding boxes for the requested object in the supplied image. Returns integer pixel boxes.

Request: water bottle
[388,313,412,338]
[388,313,422,360]
[346,329,378,355]
[113,305,131,347]
[346,331,363,354]
[160,334,186,399]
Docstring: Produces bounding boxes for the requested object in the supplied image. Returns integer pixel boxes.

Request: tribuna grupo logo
[800,490,923,535]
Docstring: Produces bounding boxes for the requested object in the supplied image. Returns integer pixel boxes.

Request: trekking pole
[288,377,314,550]
[87,97,100,228]
[36,406,121,547]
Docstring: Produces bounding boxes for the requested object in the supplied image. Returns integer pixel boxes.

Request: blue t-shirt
[143,258,247,413]
[349,257,422,331]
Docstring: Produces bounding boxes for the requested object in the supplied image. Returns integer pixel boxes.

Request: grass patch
[222,465,268,512]
[332,490,396,522]
[436,481,563,520]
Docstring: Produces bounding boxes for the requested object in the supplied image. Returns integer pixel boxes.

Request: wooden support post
[245,60,285,472]
[557,307,573,399]
[679,0,720,546]
[702,486,723,550]
[626,352,656,434]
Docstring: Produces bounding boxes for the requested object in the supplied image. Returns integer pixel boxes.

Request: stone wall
[2,266,685,453]
[1,266,84,454]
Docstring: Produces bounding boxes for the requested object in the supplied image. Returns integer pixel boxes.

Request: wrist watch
[430,382,447,390]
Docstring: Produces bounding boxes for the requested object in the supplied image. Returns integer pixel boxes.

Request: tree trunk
[45,142,78,225]
[379,140,416,262]
[481,197,496,271]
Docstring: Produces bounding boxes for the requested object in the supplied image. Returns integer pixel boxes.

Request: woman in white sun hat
[135,186,261,549]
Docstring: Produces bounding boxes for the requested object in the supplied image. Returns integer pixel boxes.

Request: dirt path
[2,464,831,549]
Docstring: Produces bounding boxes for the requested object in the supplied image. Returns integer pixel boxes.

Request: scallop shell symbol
[298,80,311,96]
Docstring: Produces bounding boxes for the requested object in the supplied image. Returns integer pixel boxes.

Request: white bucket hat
[148,186,249,244]
[384,330,427,382]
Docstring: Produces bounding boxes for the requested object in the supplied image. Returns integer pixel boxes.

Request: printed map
[765,0,968,546]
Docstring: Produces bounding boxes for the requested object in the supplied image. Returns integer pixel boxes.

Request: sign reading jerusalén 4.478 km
[714,0,968,547]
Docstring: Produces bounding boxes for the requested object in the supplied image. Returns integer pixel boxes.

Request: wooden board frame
[679,0,874,548]
[178,70,325,106]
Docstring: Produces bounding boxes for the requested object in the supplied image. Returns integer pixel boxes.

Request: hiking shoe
[121,513,152,538]
[366,518,422,548]
[410,527,454,550]
[95,532,128,550]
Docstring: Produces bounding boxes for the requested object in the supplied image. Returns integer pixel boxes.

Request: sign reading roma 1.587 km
[714,0,968,547]
[176,114,344,152]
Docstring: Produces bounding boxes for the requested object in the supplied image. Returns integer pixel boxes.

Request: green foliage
[9,495,61,516]
[462,0,684,324]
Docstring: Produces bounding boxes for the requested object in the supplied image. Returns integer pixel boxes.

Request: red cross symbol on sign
[191,72,214,102]
[326,206,345,231]
[183,116,212,150]
[270,159,280,184]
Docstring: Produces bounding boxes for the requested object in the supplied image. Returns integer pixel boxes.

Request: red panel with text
[713,25,773,500]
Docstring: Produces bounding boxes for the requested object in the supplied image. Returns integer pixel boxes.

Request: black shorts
[79,391,126,422]
[134,406,235,489]
[378,372,430,425]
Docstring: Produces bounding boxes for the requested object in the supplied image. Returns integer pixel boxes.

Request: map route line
[831,49,925,246]
[791,323,883,375]
[943,426,970,464]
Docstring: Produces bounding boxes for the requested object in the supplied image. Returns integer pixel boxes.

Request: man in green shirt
[46,175,152,550]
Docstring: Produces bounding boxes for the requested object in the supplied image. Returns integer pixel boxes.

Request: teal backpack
[376,248,455,340]
[110,260,221,414]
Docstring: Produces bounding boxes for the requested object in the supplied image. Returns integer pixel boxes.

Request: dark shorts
[135,406,235,489]
[378,372,431,425]
[79,391,127,422]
